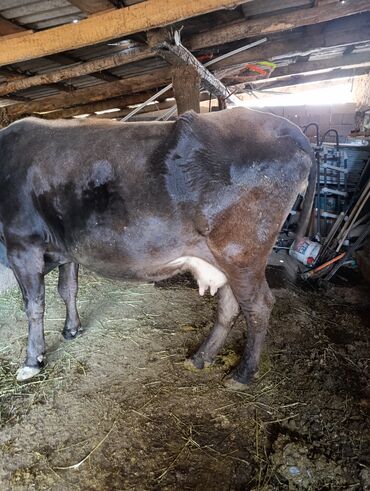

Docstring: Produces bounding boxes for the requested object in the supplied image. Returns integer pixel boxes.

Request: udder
[168,256,227,295]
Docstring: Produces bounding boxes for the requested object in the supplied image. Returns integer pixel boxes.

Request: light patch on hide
[90,160,113,186]
[222,243,244,257]
[257,214,270,243]
[169,256,227,296]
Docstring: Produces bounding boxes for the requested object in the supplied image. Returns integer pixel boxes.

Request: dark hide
[0,108,315,386]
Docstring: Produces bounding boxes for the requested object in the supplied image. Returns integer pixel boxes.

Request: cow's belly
[73,239,227,296]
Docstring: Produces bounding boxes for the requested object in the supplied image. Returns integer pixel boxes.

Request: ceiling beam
[211,13,370,70]
[265,51,370,79]
[252,66,370,89]
[4,68,172,119]
[0,0,249,67]
[91,98,176,119]
[224,52,370,86]
[39,90,171,119]
[0,47,153,96]
[187,0,370,50]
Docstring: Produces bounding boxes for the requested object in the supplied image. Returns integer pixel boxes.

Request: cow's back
[0,117,174,246]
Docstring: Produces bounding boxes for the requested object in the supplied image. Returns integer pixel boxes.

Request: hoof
[16,365,41,381]
[223,375,250,391]
[184,356,212,371]
[63,326,83,340]
[223,370,258,391]
[184,357,202,372]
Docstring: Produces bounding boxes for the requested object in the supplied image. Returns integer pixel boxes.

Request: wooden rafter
[38,90,171,118]
[187,0,370,49]
[0,14,26,36]
[223,52,370,85]
[270,52,370,79]
[67,0,114,14]
[253,66,370,89]
[4,67,172,119]
[0,48,153,96]
[0,0,250,67]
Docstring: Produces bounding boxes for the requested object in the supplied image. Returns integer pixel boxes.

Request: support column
[352,74,370,132]
[172,65,200,115]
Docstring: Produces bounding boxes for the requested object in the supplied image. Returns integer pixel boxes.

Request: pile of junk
[278,123,370,282]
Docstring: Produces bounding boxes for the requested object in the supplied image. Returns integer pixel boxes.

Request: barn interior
[0,1,369,489]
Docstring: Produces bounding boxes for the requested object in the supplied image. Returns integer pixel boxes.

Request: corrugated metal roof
[0,1,86,30]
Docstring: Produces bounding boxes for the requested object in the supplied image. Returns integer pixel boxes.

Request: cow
[0,107,315,388]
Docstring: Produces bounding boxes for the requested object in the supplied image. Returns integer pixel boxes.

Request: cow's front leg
[58,262,81,339]
[8,245,46,381]
[225,275,274,390]
[186,284,239,369]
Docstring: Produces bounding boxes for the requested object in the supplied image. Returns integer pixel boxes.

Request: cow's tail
[295,153,317,240]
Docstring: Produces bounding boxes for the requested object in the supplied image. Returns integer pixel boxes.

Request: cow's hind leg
[186,284,239,369]
[7,244,46,381]
[225,272,274,389]
[58,262,81,339]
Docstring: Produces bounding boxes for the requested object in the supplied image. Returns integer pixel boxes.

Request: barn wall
[260,103,357,141]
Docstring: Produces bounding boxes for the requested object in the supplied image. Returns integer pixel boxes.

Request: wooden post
[172,66,200,115]
[352,73,370,132]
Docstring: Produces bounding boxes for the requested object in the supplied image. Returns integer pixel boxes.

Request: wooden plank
[254,66,370,89]
[39,90,172,118]
[5,67,172,118]
[0,14,25,36]
[172,65,200,114]
[0,48,153,96]
[67,0,114,14]
[226,52,370,86]
[0,0,249,67]
[91,98,176,118]
[268,51,370,79]
[39,90,210,119]
[188,0,370,50]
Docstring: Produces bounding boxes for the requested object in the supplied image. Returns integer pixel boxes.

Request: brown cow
[0,108,315,388]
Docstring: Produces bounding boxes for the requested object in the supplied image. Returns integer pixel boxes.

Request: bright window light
[242,81,354,107]
[95,108,121,115]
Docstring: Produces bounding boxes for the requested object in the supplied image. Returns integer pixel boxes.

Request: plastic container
[289,238,321,266]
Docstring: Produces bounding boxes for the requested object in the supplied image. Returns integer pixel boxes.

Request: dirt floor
[0,265,369,490]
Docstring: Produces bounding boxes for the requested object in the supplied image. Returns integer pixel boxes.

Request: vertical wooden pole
[217,96,227,110]
[172,65,200,115]
[352,74,370,132]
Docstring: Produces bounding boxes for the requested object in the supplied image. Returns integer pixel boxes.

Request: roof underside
[0,0,369,120]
